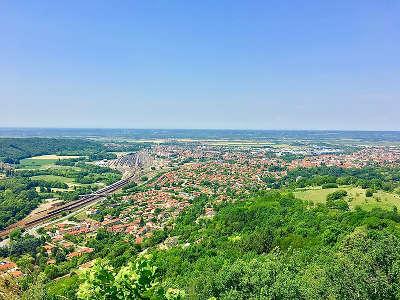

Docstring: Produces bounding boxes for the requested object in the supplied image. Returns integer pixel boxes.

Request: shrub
[326,190,348,201]
[366,189,374,197]
[322,183,338,189]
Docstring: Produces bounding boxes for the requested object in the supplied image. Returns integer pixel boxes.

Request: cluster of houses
[5,143,400,278]
[37,188,191,265]
[150,144,400,198]
[118,190,190,238]
[41,222,96,264]
[0,260,23,278]
[289,147,400,169]
[153,160,270,194]
[152,151,297,195]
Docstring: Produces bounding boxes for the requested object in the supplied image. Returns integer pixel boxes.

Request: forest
[0,178,43,230]
[8,190,400,299]
[263,165,400,192]
[0,138,103,163]
[0,137,151,164]
[149,191,400,299]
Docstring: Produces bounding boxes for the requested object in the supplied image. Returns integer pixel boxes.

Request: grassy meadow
[18,158,59,169]
[31,175,76,187]
[18,155,84,192]
[18,155,82,170]
[295,186,400,211]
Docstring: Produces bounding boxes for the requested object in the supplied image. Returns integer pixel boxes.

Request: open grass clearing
[18,154,83,170]
[31,175,76,187]
[18,158,59,169]
[47,164,81,171]
[29,154,82,160]
[294,186,400,211]
[73,211,90,221]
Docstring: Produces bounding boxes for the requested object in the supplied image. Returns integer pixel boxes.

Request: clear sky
[0,1,399,130]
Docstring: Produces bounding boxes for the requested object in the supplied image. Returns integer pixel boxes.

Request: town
[2,139,400,281]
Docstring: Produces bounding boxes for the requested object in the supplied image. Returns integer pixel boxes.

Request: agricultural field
[295,186,400,211]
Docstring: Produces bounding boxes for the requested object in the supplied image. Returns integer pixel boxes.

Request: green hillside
[48,191,400,299]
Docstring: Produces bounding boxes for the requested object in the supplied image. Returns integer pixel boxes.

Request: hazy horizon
[1,1,399,130]
[2,126,400,132]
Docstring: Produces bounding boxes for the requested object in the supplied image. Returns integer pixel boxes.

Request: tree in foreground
[77,255,185,300]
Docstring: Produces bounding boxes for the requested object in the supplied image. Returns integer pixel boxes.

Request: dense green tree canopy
[0,138,102,163]
[147,191,400,299]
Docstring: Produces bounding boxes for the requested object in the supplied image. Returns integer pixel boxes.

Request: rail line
[0,174,136,238]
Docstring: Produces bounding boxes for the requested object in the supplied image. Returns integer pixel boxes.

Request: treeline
[54,153,118,166]
[263,165,400,191]
[105,142,152,153]
[0,138,103,163]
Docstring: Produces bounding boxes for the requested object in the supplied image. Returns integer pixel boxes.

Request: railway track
[0,174,136,238]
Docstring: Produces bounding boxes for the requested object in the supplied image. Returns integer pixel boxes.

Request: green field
[31,175,76,187]
[18,155,81,170]
[295,186,400,210]
[19,155,82,189]
[18,158,59,169]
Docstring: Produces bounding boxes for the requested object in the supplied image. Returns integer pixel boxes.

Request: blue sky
[0,1,399,130]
